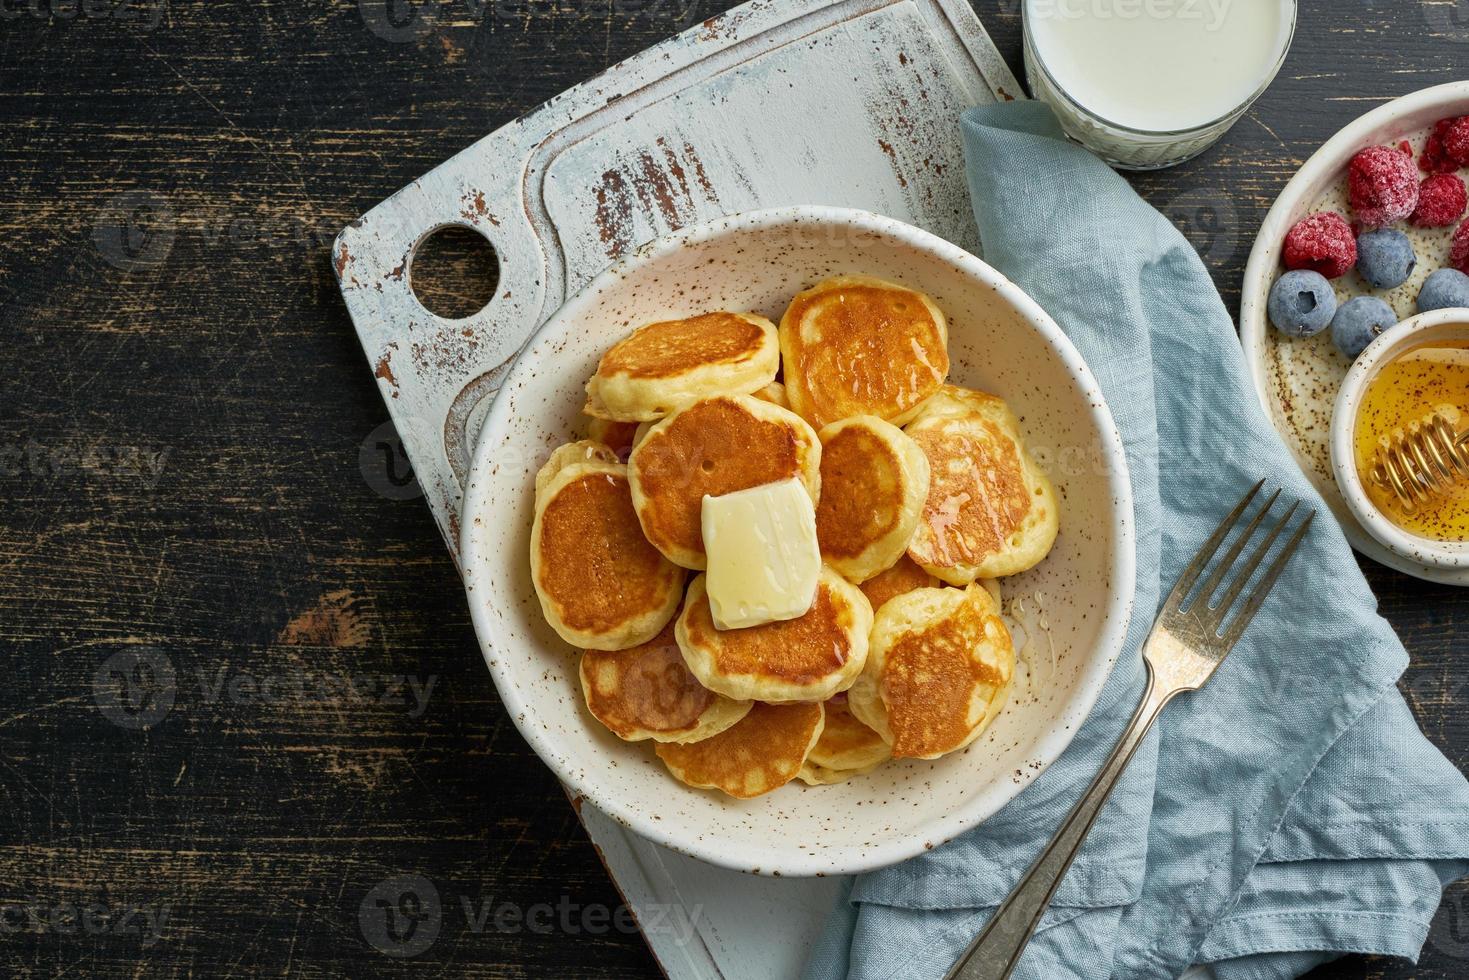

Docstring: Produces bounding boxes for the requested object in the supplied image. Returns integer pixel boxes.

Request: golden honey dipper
[1369,410,1469,513]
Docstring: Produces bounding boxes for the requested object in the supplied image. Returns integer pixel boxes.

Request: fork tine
[1220,510,1316,646]
[1163,479,1265,612]
[1198,488,1282,609]
[1208,499,1301,626]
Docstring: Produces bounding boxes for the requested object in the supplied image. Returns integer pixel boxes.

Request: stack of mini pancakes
[530,276,1060,799]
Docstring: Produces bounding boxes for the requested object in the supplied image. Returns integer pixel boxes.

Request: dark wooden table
[1,1,1465,977]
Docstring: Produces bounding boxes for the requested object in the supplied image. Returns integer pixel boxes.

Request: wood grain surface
[0,1,1465,977]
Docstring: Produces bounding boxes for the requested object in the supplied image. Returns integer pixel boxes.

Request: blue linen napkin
[803,101,1469,980]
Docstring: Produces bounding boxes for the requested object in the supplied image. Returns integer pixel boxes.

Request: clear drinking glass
[1023,0,1298,171]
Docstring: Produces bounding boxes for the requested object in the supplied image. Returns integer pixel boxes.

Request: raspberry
[1442,117,1469,167]
[1411,173,1468,227]
[1349,145,1420,227]
[1282,211,1357,278]
[1452,218,1469,274]
[1421,120,1459,174]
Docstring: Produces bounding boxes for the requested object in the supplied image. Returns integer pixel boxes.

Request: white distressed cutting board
[334,1,1019,976]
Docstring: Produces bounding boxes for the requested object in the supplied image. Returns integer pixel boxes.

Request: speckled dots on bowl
[459,206,1136,877]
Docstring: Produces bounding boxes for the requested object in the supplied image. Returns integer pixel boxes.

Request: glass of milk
[1024,0,1297,169]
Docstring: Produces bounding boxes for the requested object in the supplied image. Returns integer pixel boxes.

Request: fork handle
[944,665,1175,980]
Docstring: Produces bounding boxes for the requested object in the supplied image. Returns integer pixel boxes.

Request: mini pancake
[580,619,752,744]
[530,460,686,651]
[797,694,891,786]
[859,555,941,613]
[780,275,949,429]
[585,312,779,422]
[677,569,872,703]
[905,386,1060,583]
[586,417,641,460]
[535,440,619,497]
[858,557,1002,618]
[629,395,821,570]
[656,701,825,799]
[848,583,1014,761]
[815,415,930,583]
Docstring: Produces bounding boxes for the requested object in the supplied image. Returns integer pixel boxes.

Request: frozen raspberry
[1452,218,1469,274]
[1411,173,1468,227]
[1443,117,1469,167]
[1282,211,1357,278]
[1421,120,1459,173]
[1350,145,1421,227]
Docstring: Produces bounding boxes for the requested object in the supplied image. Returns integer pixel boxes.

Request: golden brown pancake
[848,583,1014,761]
[530,461,686,651]
[580,618,751,744]
[815,415,929,583]
[628,395,821,570]
[656,701,825,799]
[798,694,891,785]
[905,386,1060,583]
[676,569,872,703]
[585,312,779,422]
[859,555,941,613]
[780,275,949,429]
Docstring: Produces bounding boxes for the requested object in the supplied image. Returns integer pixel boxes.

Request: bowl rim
[1330,309,1469,568]
[1239,79,1469,585]
[459,205,1137,876]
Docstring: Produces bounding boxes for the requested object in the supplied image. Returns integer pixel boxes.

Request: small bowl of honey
[1331,309,1469,570]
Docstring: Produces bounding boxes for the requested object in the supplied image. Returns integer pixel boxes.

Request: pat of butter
[702,478,821,630]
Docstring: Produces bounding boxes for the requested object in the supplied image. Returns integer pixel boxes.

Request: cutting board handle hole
[410,224,500,320]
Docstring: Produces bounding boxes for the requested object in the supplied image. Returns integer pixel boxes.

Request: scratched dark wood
[0,1,1464,978]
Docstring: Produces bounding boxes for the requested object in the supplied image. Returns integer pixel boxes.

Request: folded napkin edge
[1197,907,1439,967]
[1265,817,1469,864]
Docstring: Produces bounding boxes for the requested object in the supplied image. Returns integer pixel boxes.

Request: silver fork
[945,481,1315,980]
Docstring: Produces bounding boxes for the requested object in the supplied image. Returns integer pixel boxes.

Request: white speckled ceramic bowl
[1331,311,1469,570]
[460,207,1136,876]
[1241,81,1469,586]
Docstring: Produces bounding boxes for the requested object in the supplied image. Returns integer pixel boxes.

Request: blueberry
[1354,229,1417,289]
[1330,296,1398,359]
[1268,270,1337,337]
[1417,267,1469,313]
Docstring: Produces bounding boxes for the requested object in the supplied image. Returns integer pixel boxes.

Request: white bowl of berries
[1241,81,1469,587]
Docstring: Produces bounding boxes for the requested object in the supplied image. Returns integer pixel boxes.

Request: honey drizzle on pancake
[910,419,1031,567]
[536,471,676,633]
[785,285,948,427]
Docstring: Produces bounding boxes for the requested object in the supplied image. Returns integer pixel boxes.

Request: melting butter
[702,478,821,630]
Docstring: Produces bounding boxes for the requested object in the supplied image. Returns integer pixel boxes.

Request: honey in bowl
[1352,338,1469,542]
